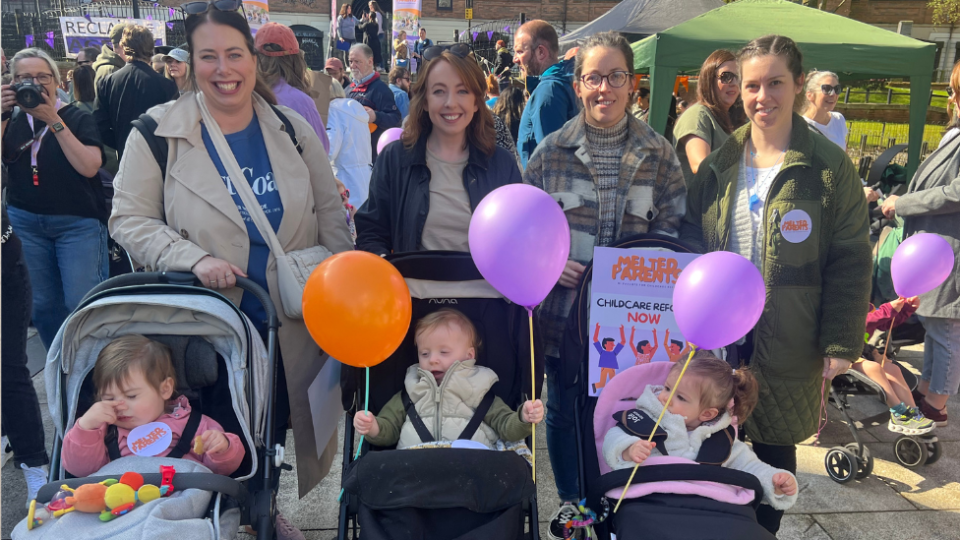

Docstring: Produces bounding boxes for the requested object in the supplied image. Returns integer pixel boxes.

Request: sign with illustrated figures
[587,247,699,396]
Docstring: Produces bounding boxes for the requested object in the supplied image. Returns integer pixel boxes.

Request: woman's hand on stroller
[772,472,797,496]
[354,411,380,437]
[200,429,230,455]
[77,400,122,430]
[881,195,899,219]
[192,256,247,290]
[521,400,544,424]
[622,440,656,464]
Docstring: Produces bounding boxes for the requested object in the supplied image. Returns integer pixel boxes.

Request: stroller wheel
[824,446,858,483]
[893,435,928,469]
[844,443,874,479]
[923,437,942,465]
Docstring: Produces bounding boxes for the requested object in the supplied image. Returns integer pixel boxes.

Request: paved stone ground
[3,342,958,539]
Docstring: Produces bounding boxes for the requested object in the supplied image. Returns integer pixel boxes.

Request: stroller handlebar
[81,271,280,330]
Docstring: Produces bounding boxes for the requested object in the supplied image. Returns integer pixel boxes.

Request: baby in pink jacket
[62,334,244,477]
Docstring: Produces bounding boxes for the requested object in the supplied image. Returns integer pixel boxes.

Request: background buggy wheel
[825,447,858,483]
[894,436,928,469]
[845,443,874,479]
[923,437,942,465]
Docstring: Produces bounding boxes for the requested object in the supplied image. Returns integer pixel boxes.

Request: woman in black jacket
[357,11,383,70]
[493,40,514,89]
[355,46,522,255]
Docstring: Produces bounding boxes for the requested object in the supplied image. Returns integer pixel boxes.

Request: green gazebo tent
[634,0,937,175]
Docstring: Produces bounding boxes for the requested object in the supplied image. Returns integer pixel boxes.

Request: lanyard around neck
[25,99,62,167]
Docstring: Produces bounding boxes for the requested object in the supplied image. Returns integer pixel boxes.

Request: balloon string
[814,376,828,444]
[528,309,536,483]
[613,346,697,513]
[338,367,371,503]
[880,297,900,368]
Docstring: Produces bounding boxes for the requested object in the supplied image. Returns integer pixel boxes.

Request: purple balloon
[673,252,765,350]
[469,184,570,309]
[377,128,403,155]
[891,233,955,298]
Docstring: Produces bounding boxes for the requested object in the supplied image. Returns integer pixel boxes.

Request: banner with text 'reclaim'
[587,247,699,396]
[59,18,166,58]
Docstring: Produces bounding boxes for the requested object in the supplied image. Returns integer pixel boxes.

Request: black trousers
[751,442,797,534]
[1,231,48,467]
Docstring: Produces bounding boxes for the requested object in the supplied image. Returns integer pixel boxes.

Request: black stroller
[24,272,287,539]
[559,234,776,540]
[338,251,544,540]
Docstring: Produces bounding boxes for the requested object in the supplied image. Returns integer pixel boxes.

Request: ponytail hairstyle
[668,351,759,422]
[737,34,806,114]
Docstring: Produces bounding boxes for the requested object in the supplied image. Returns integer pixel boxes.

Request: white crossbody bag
[196,93,331,319]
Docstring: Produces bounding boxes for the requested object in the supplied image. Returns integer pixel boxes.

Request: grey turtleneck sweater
[585,115,629,247]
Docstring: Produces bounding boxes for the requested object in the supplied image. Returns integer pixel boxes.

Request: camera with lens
[13,79,44,109]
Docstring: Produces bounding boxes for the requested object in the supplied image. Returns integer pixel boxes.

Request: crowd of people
[1,6,959,540]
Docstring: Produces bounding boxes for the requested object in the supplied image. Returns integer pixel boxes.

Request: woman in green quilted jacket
[680,35,872,535]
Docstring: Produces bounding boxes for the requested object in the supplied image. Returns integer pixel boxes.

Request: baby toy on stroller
[338,251,544,540]
[14,272,285,540]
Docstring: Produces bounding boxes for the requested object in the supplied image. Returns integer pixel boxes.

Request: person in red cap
[324,57,351,90]
[254,22,330,154]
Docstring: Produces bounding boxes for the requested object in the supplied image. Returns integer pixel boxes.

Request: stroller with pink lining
[560,234,776,540]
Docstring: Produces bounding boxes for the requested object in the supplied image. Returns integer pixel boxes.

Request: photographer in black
[1,48,107,353]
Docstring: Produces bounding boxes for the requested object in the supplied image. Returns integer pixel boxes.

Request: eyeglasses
[579,71,630,90]
[717,71,739,85]
[820,84,842,96]
[422,43,471,63]
[76,59,92,67]
[181,0,243,16]
[14,73,54,84]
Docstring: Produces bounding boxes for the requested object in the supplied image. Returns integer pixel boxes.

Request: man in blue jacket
[513,20,578,169]
[348,43,401,159]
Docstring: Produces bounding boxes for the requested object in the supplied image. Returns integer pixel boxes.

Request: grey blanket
[12,457,238,540]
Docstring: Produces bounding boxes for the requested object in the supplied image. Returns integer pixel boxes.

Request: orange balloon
[302,251,411,368]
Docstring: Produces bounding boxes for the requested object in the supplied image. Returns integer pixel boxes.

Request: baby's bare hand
[522,400,544,424]
[353,411,379,437]
[200,430,229,455]
[773,472,797,496]
[77,400,121,430]
[622,440,655,464]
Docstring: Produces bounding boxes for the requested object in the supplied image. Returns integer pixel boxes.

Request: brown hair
[186,9,277,105]
[737,35,805,114]
[696,50,746,135]
[401,52,496,157]
[93,335,177,398]
[946,59,960,133]
[339,4,349,17]
[389,66,409,85]
[486,73,499,96]
[121,25,156,63]
[668,351,759,422]
[517,20,559,58]
[258,50,312,93]
[415,308,478,349]
[492,83,525,144]
[72,65,96,103]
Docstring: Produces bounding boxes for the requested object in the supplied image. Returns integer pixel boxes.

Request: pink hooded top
[62,395,244,477]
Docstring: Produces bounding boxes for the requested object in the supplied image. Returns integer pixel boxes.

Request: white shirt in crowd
[803,111,849,151]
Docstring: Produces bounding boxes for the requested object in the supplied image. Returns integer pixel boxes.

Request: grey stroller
[13,272,286,539]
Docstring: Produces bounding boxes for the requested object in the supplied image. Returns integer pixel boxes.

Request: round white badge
[780,209,813,244]
[127,422,173,457]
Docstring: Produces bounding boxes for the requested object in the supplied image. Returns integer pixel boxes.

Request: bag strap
[400,387,435,443]
[457,389,495,441]
[130,113,168,179]
[269,104,302,155]
[195,92,287,259]
[167,406,203,459]
[105,425,121,461]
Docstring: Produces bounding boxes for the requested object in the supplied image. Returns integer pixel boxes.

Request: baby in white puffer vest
[354,308,544,449]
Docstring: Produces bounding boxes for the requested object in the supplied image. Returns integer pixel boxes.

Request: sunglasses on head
[820,84,841,96]
[181,0,244,16]
[717,71,738,85]
[422,43,471,63]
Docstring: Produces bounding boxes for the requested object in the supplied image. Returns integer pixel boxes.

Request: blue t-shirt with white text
[201,115,283,331]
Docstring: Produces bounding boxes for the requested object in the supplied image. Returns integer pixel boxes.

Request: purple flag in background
[108,13,114,17]
[45,31,55,49]
[472,32,478,42]
[488,31,494,41]
[146,15,153,20]
[504,25,510,33]
[167,22,175,30]
[25,35,34,47]
[84,14,92,22]
[169,7,176,17]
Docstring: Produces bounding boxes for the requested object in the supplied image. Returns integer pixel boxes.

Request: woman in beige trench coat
[108,8,353,505]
